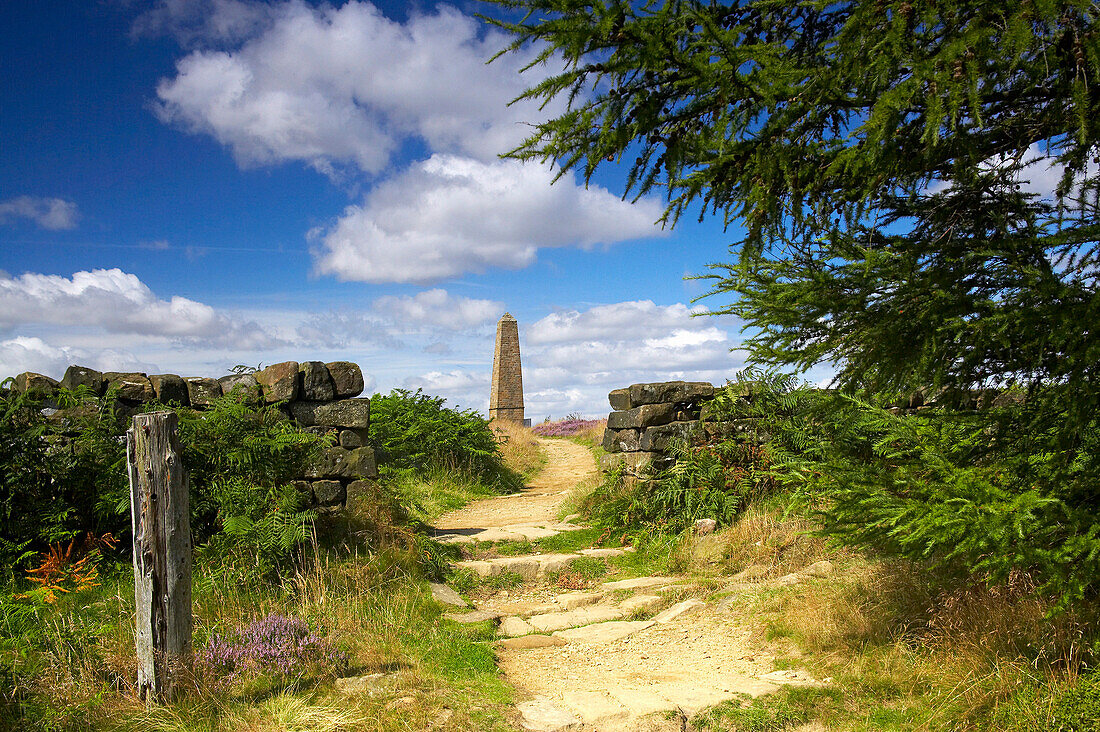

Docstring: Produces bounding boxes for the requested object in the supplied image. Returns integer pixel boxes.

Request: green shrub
[175,390,326,577]
[0,382,326,579]
[369,389,521,492]
[728,368,1100,610]
[1050,674,1100,731]
[0,384,127,573]
[583,432,779,534]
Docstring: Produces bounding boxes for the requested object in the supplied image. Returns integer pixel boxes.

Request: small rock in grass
[335,673,387,695]
[733,564,770,582]
[799,560,835,578]
[429,582,467,607]
[694,518,717,536]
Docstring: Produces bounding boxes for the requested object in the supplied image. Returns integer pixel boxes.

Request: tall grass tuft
[729,504,1100,730]
[490,421,545,480]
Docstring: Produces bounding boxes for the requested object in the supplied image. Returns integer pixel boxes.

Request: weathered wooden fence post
[127,411,192,703]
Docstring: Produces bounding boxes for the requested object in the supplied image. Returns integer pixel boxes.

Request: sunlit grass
[491,421,545,481]
[674,503,1100,731]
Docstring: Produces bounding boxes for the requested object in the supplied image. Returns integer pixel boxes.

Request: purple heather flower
[198,613,347,687]
[532,419,603,437]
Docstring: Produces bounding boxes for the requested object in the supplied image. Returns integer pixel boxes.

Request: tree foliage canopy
[489,0,1100,399]
[491,0,1100,601]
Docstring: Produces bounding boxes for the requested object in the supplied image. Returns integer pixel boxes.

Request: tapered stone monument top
[489,312,524,424]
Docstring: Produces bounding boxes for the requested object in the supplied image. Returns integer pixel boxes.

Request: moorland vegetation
[0,382,537,731]
[5,1,1100,728]
[484,0,1100,726]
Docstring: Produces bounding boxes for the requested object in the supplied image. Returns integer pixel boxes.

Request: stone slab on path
[455,552,596,580]
[488,601,559,618]
[428,582,467,607]
[496,635,570,650]
[650,679,777,714]
[455,556,537,581]
[603,688,676,719]
[528,605,625,633]
[516,697,582,731]
[601,576,679,592]
[653,598,706,623]
[618,594,662,614]
[556,591,604,611]
[436,522,585,545]
[559,690,629,727]
[520,675,781,731]
[552,620,655,644]
[499,616,534,637]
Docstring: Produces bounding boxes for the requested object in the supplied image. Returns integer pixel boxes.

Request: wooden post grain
[127,411,192,703]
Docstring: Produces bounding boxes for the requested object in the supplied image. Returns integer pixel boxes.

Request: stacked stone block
[598,381,716,479]
[8,360,376,511]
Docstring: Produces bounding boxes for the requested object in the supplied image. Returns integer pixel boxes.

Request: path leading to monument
[432,438,592,544]
[432,438,825,731]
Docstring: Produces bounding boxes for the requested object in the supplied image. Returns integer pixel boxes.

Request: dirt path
[435,437,823,731]
[433,438,595,541]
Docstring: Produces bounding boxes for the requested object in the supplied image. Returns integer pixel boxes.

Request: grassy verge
[564,420,606,452]
[2,395,549,731]
[491,421,545,481]
[391,466,509,525]
[2,546,518,732]
[385,421,546,526]
[661,503,1100,731]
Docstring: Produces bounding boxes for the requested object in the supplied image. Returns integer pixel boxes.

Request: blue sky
[0,0,778,418]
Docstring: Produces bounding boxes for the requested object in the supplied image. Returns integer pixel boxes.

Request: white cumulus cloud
[523,301,747,415]
[373,288,503,331]
[0,196,79,230]
[0,269,279,349]
[402,369,490,411]
[313,155,665,283]
[529,301,713,345]
[154,1,563,175]
[0,337,158,381]
[151,1,667,283]
[133,0,276,46]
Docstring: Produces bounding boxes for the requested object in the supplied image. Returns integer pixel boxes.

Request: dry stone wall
[599,381,717,480]
[9,360,377,512]
[599,379,1028,481]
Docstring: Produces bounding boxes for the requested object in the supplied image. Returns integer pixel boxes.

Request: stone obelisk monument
[489,312,525,424]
